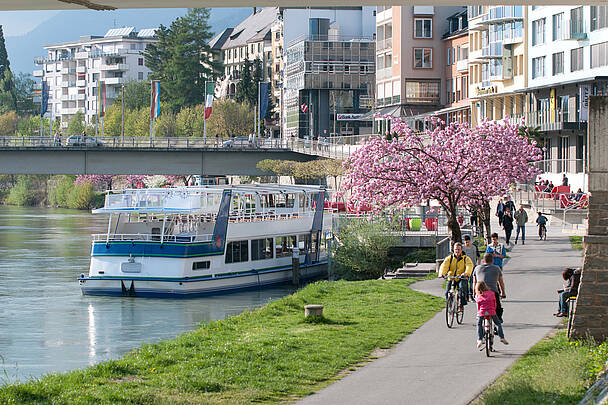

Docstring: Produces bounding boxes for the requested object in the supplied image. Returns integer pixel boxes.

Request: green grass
[0,279,443,404]
[475,331,608,405]
[570,236,583,251]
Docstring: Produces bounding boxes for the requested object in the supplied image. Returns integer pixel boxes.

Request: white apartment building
[522,5,608,190]
[33,27,157,127]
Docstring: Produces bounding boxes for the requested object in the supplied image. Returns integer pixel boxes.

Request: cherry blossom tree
[74,175,113,190]
[342,118,543,242]
[125,175,148,188]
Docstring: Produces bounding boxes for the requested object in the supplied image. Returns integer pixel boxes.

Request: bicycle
[445,275,466,328]
[538,223,547,240]
[482,311,495,357]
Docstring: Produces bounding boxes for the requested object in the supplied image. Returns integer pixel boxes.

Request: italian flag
[204,82,214,119]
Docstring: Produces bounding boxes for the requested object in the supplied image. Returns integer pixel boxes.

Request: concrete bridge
[0,135,369,175]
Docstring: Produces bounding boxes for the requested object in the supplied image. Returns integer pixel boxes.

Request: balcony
[101,63,129,71]
[377,37,393,51]
[60,81,76,88]
[376,68,392,81]
[456,59,468,72]
[480,6,523,24]
[76,66,86,73]
[509,108,587,132]
[104,77,124,85]
[77,80,86,87]
[61,68,76,74]
[480,44,503,59]
[567,19,587,40]
[61,107,83,115]
[33,70,43,77]
[61,94,86,101]
[75,51,89,59]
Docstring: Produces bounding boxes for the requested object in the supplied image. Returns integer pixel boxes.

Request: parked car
[222,136,250,148]
[66,134,103,147]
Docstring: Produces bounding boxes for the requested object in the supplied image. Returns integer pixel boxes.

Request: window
[413,48,432,68]
[591,41,608,68]
[571,47,584,71]
[532,56,545,78]
[414,18,432,38]
[225,240,248,263]
[405,80,440,104]
[138,57,143,66]
[532,18,545,45]
[275,235,296,257]
[192,261,210,270]
[552,13,563,41]
[251,238,273,261]
[570,7,584,36]
[138,72,143,80]
[552,52,563,75]
[591,6,608,31]
[447,47,452,65]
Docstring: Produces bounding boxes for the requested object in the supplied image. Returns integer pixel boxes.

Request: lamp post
[121,83,125,145]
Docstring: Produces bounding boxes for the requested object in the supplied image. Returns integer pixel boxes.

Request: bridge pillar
[570,96,608,341]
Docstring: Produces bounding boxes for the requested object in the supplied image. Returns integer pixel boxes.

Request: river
[0,206,294,384]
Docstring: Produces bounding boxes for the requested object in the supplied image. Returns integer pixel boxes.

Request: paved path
[298,223,583,405]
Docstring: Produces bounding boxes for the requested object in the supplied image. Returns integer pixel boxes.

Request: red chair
[425,218,437,231]
[579,194,589,208]
[559,194,574,208]
[552,185,571,200]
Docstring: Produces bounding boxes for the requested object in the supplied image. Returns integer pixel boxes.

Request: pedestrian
[502,207,514,245]
[463,235,480,301]
[504,197,516,214]
[562,174,569,187]
[473,252,507,323]
[496,198,504,226]
[514,205,528,245]
[215,133,219,147]
[486,232,506,270]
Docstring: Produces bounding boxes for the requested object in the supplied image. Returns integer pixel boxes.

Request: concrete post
[570,96,608,341]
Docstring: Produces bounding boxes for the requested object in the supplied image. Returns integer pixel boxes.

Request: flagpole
[257,80,261,139]
[95,81,98,137]
[40,73,44,138]
[203,80,207,144]
[149,80,153,144]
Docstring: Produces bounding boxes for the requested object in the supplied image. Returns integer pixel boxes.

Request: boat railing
[228,210,319,223]
[93,233,213,243]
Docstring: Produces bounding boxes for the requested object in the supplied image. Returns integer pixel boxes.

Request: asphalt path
[298,223,583,405]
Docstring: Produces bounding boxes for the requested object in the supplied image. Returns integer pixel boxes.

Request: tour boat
[78,184,332,297]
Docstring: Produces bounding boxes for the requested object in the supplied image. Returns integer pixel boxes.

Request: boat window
[275,235,297,257]
[151,227,161,241]
[225,240,248,263]
[252,238,273,260]
[285,194,295,208]
[298,234,311,252]
[192,261,211,270]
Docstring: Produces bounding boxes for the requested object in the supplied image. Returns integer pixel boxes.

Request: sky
[0,10,61,36]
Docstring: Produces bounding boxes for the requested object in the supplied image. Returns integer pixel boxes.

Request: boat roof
[92,184,329,214]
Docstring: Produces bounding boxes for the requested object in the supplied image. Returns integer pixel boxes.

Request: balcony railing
[376,67,392,80]
[456,59,469,72]
[377,37,393,51]
[509,108,587,132]
[568,19,587,40]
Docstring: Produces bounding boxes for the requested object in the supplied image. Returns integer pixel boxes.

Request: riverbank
[0,279,443,404]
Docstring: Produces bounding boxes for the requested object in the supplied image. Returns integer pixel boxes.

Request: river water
[0,206,294,384]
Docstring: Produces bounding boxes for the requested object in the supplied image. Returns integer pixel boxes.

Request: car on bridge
[66,134,104,147]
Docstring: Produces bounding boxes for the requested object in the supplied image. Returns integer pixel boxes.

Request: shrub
[68,182,97,210]
[5,176,38,206]
[48,175,76,207]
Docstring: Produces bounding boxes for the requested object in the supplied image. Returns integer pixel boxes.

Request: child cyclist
[476,281,509,349]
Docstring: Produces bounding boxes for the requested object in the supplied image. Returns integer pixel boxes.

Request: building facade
[375,6,462,132]
[33,27,156,127]
[442,9,470,124]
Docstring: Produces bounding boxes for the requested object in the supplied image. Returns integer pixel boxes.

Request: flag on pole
[204,81,214,119]
[40,81,49,117]
[97,80,106,119]
[259,82,270,121]
[150,80,160,119]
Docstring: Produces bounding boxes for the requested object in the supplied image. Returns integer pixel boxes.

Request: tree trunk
[447,212,462,243]
[480,201,492,244]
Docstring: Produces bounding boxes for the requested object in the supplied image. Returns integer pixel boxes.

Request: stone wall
[570,96,608,341]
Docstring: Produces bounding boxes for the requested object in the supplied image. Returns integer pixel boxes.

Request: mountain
[5,8,252,75]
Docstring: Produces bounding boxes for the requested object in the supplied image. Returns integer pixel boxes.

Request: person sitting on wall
[554,267,581,317]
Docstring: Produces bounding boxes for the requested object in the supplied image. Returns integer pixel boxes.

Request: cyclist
[475,281,508,349]
[536,212,548,240]
[439,242,474,311]
[473,252,506,322]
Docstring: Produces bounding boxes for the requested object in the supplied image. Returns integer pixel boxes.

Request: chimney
[253,7,257,14]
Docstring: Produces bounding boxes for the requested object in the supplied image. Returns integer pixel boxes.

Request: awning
[514,76,608,93]
[359,105,401,120]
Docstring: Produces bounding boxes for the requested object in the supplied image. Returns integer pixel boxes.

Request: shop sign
[337,113,365,120]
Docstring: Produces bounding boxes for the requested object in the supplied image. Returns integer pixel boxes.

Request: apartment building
[375,6,462,132]
[467,6,527,127]
[521,5,608,190]
[442,9,470,124]
[33,27,156,127]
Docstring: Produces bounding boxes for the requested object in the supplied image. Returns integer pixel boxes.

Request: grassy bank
[475,330,608,405]
[0,279,443,404]
[570,236,583,251]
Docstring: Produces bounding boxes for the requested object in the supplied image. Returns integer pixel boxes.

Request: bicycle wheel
[446,293,455,328]
[456,293,464,324]
[484,320,491,357]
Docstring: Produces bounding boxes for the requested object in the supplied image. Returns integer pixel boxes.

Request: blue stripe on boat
[91,240,223,258]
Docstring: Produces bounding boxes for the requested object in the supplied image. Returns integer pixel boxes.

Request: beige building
[375,6,462,132]
[467,6,528,126]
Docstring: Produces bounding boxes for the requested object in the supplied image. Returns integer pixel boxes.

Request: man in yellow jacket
[439,242,474,310]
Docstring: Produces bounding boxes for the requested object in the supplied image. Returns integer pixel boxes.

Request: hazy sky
[0,11,61,37]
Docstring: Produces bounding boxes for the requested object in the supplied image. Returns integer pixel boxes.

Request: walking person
[496,198,504,227]
[486,233,506,270]
[504,197,516,214]
[502,207,514,245]
[463,235,480,301]
[514,205,528,245]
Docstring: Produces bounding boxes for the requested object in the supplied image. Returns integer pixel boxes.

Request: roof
[209,28,234,50]
[137,28,157,38]
[104,27,135,37]
[213,7,278,50]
